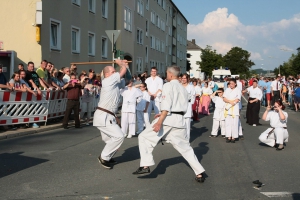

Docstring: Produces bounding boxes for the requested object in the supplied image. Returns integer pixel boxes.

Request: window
[161,20,165,31]
[124,7,132,31]
[88,32,95,56]
[145,20,149,36]
[169,46,172,55]
[136,57,143,72]
[156,38,160,51]
[150,36,155,49]
[89,0,95,13]
[157,0,162,6]
[137,0,144,16]
[101,36,107,58]
[168,26,172,36]
[161,41,165,52]
[145,0,149,10]
[102,0,108,18]
[169,6,172,17]
[71,26,80,53]
[145,46,148,63]
[137,28,143,44]
[50,19,61,50]
[156,15,160,27]
[162,0,166,10]
[151,11,156,24]
[72,0,80,6]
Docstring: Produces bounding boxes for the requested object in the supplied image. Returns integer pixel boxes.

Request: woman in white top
[259,100,288,150]
[192,79,202,121]
[223,78,241,143]
[200,82,213,115]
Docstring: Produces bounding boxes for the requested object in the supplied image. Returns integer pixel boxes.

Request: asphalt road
[1,99,300,200]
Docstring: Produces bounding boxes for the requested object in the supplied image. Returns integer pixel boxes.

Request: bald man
[93,60,129,169]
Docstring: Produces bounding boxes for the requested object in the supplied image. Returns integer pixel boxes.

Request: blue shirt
[266,82,271,93]
[258,80,265,88]
[294,87,300,97]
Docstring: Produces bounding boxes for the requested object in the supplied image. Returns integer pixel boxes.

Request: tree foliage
[198,45,224,77]
[274,53,300,77]
[223,47,255,77]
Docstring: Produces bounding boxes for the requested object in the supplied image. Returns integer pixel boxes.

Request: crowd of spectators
[0,61,101,131]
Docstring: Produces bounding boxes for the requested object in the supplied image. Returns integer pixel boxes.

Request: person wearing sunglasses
[259,100,288,150]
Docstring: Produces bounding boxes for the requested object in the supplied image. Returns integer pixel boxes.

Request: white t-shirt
[145,76,163,101]
[223,87,241,116]
[63,74,70,83]
[271,80,280,91]
[208,81,215,89]
[202,87,213,95]
[136,90,151,111]
[194,85,202,96]
[120,86,142,113]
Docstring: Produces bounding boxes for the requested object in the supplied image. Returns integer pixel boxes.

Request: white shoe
[253,124,256,126]
[127,134,132,138]
[166,140,170,143]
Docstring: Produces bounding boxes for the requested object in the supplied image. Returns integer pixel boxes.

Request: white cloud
[188,8,300,69]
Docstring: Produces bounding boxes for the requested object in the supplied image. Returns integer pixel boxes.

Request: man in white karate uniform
[145,67,163,120]
[236,76,244,139]
[181,74,195,141]
[132,66,206,183]
[93,60,128,169]
[120,80,143,138]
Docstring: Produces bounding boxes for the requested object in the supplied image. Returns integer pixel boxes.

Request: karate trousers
[246,99,260,125]
[185,118,191,141]
[136,110,151,134]
[225,115,239,139]
[97,125,125,161]
[147,100,160,120]
[138,123,205,175]
[211,119,225,136]
[121,112,136,136]
[259,127,289,147]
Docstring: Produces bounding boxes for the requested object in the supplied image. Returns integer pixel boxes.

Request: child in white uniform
[136,83,151,134]
[120,80,143,138]
[210,88,226,137]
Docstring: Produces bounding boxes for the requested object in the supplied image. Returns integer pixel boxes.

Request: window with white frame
[50,19,61,50]
[156,38,160,51]
[150,35,155,49]
[88,32,95,56]
[145,0,149,10]
[161,20,165,31]
[168,26,172,36]
[169,6,172,16]
[137,0,144,16]
[161,41,165,52]
[72,0,80,6]
[137,28,143,44]
[157,0,162,6]
[162,0,166,10]
[156,15,160,27]
[169,46,172,55]
[124,7,132,31]
[102,0,108,18]
[136,57,143,72]
[145,46,148,63]
[89,0,95,13]
[71,26,80,53]
[101,36,108,58]
[151,11,156,24]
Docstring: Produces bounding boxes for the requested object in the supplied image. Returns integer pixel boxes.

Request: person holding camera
[258,100,288,150]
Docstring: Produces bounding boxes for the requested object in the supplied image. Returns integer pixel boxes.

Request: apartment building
[0,0,188,77]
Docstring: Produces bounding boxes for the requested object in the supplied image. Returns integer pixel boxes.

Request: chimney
[192,39,195,44]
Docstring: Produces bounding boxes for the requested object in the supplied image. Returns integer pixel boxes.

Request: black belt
[188,99,191,102]
[171,112,185,115]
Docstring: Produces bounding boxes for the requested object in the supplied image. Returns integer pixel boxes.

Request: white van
[212,68,231,88]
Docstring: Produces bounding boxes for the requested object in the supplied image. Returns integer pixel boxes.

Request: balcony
[172,37,176,46]
[172,55,176,63]
[172,19,176,28]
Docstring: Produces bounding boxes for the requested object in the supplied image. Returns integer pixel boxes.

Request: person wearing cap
[271,76,281,106]
[132,65,206,183]
[93,59,129,169]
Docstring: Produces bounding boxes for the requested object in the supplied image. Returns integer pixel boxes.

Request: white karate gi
[211,96,225,136]
[136,90,151,134]
[120,87,143,136]
[223,87,241,139]
[183,84,195,141]
[93,73,124,161]
[138,80,205,175]
[259,110,289,147]
[145,76,163,119]
[236,80,243,136]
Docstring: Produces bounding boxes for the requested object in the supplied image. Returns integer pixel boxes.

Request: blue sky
[173,0,300,70]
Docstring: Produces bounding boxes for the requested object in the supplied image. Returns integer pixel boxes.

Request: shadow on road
[114,145,140,164]
[137,142,209,179]
[190,126,208,143]
[0,152,48,179]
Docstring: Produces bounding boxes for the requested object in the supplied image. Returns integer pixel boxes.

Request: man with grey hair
[132,65,206,183]
[93,59,129,169]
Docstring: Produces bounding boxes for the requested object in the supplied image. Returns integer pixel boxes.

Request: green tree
[223,47,255,77]
[274,53,300,76]
[198,45,224,77]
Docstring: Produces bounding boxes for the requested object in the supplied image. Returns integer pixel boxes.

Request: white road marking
[260,192,295,198]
